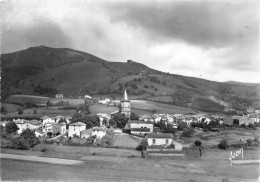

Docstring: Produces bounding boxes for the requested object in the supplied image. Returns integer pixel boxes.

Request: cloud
[1,0,259,83]
[105,1,258,48]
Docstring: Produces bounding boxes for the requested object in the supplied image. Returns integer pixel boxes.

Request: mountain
[1,46,260,113]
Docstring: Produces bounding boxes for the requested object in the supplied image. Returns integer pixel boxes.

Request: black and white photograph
[0,0,259,181]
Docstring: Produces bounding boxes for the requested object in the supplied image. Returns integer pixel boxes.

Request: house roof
[146,133,173,139]
[26,120,41,125]
[80,129,92,135]
[231,115,243,120]
[69,122,86,126]
[35,129,44,134]
[111,110,119,115]
[128,120,154,124]
[41,116,51,120]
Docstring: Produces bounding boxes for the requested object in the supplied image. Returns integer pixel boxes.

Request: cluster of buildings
[1,90,260,151]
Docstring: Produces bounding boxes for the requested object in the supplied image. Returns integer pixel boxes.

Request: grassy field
[131,100,196,114]
[89,104,118,115]
[180,128,260,148]
[1,103,23,112]
[1,147,259,181]
[113,134,142,149]
[50,98,85,105]
[5,95,50,106]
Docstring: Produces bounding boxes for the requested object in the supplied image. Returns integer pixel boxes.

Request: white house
[91,127,106,138]
[85,95,92,99]
[52,123,67,135]
[68,122,86,137]
[55,94,63,98]
[145,133,173,146]
[125,120,154,136]
[35,130,44,137]
[16,120,41,134]
[80,128,92,138]
[42,123,54,134]
[198,117,211,125]
[41,116,55,124]
[98,98,111,104]
[97,113,111,126]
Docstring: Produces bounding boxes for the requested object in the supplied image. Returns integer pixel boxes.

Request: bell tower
[120,90,131,118]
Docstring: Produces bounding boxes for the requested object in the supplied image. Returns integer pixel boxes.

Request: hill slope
[1,46,260,112]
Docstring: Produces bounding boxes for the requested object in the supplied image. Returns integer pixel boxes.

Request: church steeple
[120,90,131,117]
[122,90,129,101]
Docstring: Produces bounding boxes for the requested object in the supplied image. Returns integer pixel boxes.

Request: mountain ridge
[1,46,260,112]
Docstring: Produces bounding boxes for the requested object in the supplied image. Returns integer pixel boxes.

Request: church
[120,90,131,118]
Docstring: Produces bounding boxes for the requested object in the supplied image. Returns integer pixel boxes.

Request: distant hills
[1,46,260,113]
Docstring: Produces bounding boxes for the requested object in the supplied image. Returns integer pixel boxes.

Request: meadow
[5,95,50,106]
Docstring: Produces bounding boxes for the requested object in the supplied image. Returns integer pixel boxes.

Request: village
[1,90,260,159]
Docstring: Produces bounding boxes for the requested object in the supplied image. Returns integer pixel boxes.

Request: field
[89,104,119,115]
[50,98,85,105]
[1,103,23,112]
[179,128,260,148]
[131,100,196,114]
[1,147,260,181]
[5,95,50,106]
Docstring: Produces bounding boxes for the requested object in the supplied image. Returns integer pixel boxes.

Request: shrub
[177,122,188,131]
[11,137,30,150]
[247,139,253,146]
[194,140,202,146]
[20,129,40,147]
[144,85,149,88]
[136,139,148,151]
[218,139,228,149]
[17,108,23,115]
[253,136,259,143]
[100,133,114,146]
[181,129,194,137]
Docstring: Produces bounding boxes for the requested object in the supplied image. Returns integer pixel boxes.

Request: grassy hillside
[1,46,259,113]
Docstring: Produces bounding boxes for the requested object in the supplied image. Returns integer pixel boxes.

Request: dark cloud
[1,21,71,53]
[106,1,258,48]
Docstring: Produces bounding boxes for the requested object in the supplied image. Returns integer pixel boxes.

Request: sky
[1,0,259,83]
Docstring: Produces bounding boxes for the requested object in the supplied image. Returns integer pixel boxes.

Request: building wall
[92,130,106,138]
[121,101,130,117]
[68,125,85,137]
[131,131,149,136]
[130,123,153,132]
[17,123,39,134]
[147,138,173,146]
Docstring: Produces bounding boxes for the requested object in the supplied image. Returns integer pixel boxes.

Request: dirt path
[0,153,84,165]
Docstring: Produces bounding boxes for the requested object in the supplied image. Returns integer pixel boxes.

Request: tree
[181,129,194,137]
[194,140,202,146]
[177,122,188,131]
[247,139,253,146]
[130,112,139,120]
[5,121,19,134]
[17,108,23,115]
[47,132,53,138]
[110,113,129,129]
[0,125,6,138]
[218,139,228,149]
[21,129,40,147]
[1,106,8,114]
